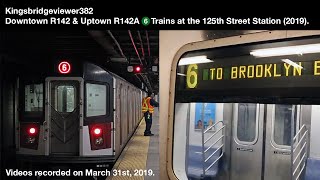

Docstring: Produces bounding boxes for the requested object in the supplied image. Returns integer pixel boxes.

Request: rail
[201,120,225,176]
[291,124,308,180]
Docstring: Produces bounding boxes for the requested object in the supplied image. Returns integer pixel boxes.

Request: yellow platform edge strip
[108,119,150,180]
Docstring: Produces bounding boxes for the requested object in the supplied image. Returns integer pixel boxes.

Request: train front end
[16,60,115,170]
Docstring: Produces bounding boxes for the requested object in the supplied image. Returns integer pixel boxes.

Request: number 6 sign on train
[58,61,71,74]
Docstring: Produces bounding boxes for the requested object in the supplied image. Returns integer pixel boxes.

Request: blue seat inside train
[187,145,221,179]
[305,157,320,180]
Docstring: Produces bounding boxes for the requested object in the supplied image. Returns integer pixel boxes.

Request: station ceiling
[1,30,159,93]
[1,30,264,93]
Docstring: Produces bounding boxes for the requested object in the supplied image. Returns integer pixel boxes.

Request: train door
[231,103,300,180]
[45,77,83,156]
[231,103,264,180]
[264,104,299,180]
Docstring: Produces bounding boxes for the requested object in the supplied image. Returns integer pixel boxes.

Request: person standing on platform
[142,92,159,136]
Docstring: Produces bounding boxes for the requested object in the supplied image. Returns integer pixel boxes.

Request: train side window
[24,84,43,113]
[56,85,75,113]
[273,105,299,146]
[236,103,258,143]
[86,83,107,117]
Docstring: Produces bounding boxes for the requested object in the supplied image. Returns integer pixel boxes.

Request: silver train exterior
[159,30,320,180]
[16,61,146,168]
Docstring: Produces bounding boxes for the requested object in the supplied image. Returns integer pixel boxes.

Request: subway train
[160,30,320,180]
[15,60,146,169]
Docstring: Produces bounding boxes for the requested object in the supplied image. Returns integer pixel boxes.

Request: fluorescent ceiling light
[94,70,105,74]
[177,73,186,76]
[250,43,320,57]
[178,55,213,66]
[281,59,303,69]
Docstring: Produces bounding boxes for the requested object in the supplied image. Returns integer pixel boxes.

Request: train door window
[56,85,75,113]
[86,83,107,117]
[136,92,138,123]
[273,105,300,147]
[137,92,139,120]
[119,84,123,146]
[24,83,43,113]
[137,92,139,123]
[235,103,258,143]
[132,92,134,126]
[123,87,128,139]
[127,87,130,135]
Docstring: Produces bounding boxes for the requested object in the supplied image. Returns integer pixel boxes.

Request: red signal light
[135,66,141,72]
[28,127,36,135]
[129,65,143,73]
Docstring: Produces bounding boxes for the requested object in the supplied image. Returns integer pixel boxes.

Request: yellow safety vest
[142,97,154,113]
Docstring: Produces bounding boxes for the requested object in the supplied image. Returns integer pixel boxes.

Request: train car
[160,30,320,180]
[15,60,144,170]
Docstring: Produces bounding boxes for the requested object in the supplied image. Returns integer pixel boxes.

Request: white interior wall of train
[160,30,320,180]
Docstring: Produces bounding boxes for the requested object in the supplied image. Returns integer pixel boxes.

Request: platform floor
[107,110,159,180]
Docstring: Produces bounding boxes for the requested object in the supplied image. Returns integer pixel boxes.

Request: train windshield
[24,83,43,113]
[23,83,44,122]
[172,37,320,180]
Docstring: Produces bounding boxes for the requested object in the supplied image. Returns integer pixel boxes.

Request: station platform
[107,110,159,180]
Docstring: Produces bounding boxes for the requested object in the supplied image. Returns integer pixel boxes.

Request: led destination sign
[176,39,320,103]
[185,60,320,89]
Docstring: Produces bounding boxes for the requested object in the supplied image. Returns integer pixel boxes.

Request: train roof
[86,61,145,91]
[17,60,145,92]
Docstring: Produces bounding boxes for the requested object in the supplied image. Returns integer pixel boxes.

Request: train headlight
[89,123,110,150]
[29,128,36,134]
[94,128,102,136]
[20,123,40,150]
[28,127,37,135]
[95,137,104,145]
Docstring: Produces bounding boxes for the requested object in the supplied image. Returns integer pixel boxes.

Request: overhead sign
[185,60,320,89]
[175,38,320,102]
[58,61,71,74]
